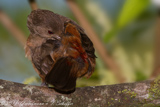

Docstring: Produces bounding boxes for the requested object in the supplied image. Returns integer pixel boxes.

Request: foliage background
[0,0,157,87]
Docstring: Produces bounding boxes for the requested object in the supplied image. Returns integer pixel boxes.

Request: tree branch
[28,0,38,10]
[0,79,160,106]
[151,9,160,79]
[0,10,27,47]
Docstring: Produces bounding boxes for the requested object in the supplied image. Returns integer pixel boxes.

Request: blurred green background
[0,0,157,87]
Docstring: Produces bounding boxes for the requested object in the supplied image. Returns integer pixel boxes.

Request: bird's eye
[48,30,54,34]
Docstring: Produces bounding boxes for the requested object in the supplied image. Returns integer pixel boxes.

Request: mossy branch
[0,79,160,106]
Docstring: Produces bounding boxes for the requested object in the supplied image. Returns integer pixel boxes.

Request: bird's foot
[41,82,48,87]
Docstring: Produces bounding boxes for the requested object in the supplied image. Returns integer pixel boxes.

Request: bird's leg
[41,79,48,87]
[41,82,48,87]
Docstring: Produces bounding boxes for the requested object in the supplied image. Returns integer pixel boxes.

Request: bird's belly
[32,46,54,76]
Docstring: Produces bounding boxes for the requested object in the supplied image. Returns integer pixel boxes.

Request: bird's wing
[65,20,96,58]
[64,20,96,77]
[57,13,96,58]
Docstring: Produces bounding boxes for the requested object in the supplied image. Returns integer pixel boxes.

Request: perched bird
[25,9,96,94]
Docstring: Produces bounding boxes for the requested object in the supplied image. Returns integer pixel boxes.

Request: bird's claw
[41,82,48,87]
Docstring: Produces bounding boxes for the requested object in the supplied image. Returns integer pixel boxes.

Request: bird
[25,9,96,94]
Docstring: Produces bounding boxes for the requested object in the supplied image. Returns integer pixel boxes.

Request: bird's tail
[45,57,77,94]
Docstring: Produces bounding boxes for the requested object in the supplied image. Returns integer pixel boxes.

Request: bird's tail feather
[45,57,76,94]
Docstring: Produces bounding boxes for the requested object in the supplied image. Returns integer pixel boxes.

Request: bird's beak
[49,34,61,40]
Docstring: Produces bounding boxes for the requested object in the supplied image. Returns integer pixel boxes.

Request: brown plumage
[25,9,96,94]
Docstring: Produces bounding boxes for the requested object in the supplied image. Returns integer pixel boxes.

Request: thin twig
[151,9,160,78]
[0,10,27,47]
[66,0,126,83]
[28,0,38,10]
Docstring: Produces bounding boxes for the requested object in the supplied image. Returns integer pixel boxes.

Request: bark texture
[0,79,160,107]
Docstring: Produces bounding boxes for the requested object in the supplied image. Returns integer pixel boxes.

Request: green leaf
[104,0,150,42]
[103,27,119,43]
[117,0,150,28]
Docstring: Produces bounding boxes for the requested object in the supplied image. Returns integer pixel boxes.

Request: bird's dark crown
[27,9,63,38]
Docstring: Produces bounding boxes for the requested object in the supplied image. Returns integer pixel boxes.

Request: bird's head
[27,9,63,40]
